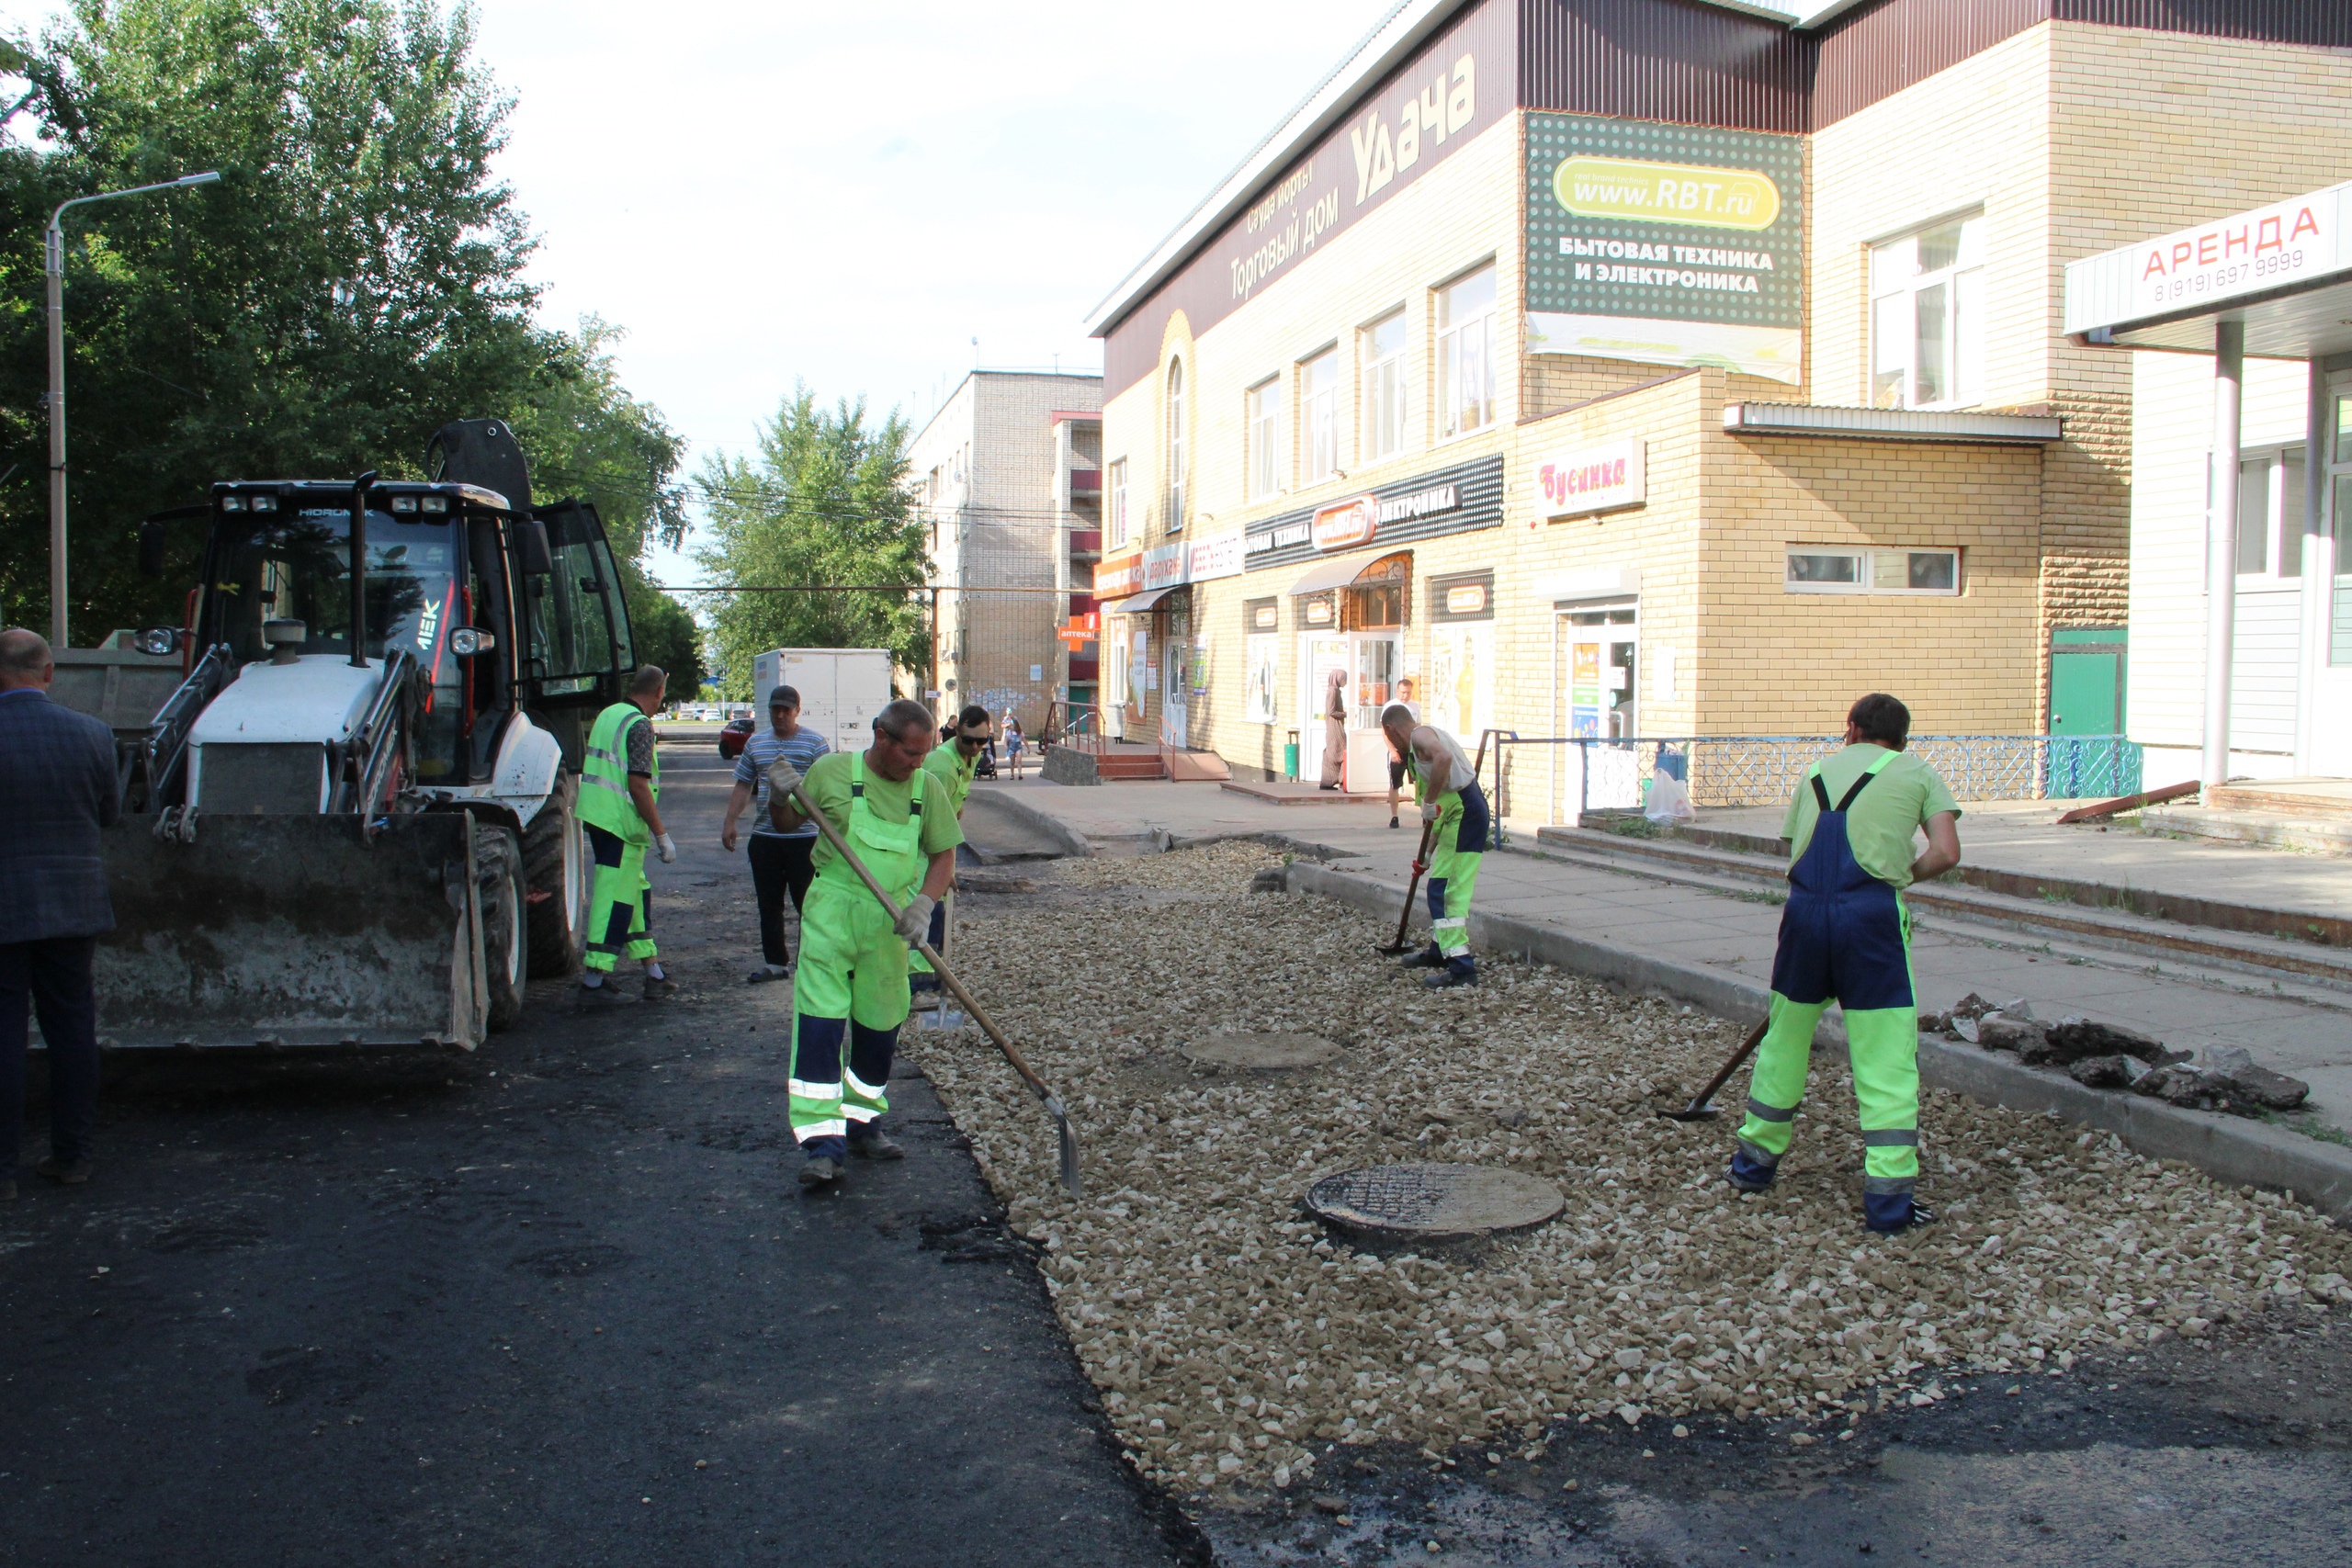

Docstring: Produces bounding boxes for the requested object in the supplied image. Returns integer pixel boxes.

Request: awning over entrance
[1106,587,1181,615]
[1286,550,1409,596]
[2065,180,2352,355]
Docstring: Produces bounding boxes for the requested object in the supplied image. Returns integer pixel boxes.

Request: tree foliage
[695,387,927,697]
[0,0,689,665]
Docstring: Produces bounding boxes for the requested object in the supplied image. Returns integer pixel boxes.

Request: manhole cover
[1306,1164,1565,1240]
[1182,1032,1341,1069]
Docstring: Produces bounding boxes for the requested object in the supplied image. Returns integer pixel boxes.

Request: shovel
[787,782,1083,1199]
[1374,821,1439,956]
[1657,1016,1772,1122]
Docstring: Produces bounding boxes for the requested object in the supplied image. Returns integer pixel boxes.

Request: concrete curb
[967,788,1094,859]
[1285,857,2352,1222]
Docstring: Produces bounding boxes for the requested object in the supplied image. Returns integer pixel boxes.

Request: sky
[2,0,1392,583]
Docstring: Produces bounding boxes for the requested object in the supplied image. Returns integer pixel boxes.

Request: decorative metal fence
[1478,732,2143,824]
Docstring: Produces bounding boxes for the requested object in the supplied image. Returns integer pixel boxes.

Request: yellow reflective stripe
[797,1118,848,1139]
[1433,917,1468,930]
[844,1070,887,1100]
[788,1078,843,1101]
[843,1106,879,1123]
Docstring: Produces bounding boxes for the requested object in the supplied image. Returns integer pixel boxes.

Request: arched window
[1165,358,1186,532]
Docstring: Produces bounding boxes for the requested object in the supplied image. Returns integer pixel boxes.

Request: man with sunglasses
[722,684,831,982]
[910,705,993,1000]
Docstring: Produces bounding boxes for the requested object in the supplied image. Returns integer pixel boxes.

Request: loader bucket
[88,813,490,1050]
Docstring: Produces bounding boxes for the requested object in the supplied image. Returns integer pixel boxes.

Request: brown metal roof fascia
[2051,0,2352,48]
[1809,0,2052,129]
[1519,0,1810,133]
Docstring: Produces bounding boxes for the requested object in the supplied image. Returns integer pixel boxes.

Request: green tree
[510,316,701,694]
[0,0,650,640]
[695,386,927,697]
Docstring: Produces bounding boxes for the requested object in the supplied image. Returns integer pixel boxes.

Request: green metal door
[2050,651,2119,734]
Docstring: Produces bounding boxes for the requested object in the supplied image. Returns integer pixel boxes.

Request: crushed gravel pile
[915,842,2352,1495]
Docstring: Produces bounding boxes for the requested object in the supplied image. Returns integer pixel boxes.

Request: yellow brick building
[1085,0,2352,818]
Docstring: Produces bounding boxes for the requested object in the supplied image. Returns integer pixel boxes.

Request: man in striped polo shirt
[721,685,832,982]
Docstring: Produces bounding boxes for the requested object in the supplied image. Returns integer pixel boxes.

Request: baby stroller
[973,739,1000,780]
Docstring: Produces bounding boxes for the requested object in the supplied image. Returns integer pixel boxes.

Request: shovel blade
[1657,1104,1722,1122]
[1056,1115,1083,1199]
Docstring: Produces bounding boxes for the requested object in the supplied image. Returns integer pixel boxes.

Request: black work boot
[1397,946,1444,971]
[572,979,633,1011]
[849,1129,905,1161]
[1420,966,1476,990]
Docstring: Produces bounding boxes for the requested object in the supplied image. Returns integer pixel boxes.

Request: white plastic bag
[1644,766,1694,824]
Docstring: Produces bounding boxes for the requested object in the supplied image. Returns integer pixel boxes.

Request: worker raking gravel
[1381,704,1488,989]
[763,698,962,1187]
[916,841,2352,1495]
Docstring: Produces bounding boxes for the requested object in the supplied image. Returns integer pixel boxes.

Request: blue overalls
[1730,753,1925,1233]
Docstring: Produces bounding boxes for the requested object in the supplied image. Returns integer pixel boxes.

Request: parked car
[718,717,756,760]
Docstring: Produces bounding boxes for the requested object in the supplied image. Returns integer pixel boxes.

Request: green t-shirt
[922,739,982,815]
[800,750,965,878]
[1781,744,1961,891]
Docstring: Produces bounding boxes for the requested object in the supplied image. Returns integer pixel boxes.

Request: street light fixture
[45,169,220,647]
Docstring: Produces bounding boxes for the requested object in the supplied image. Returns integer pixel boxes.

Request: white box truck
[751,648,897,756]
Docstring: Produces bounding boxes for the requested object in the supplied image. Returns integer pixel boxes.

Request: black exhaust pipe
[349,469,378,668]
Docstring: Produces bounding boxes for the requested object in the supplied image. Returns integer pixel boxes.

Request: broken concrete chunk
[2066,1055,2136,1089]
[1249,867,1287,894]
[1979,1014,2050,1056]
[1993,998,2034,1021]
[2044,1017,2172,1066]
[2217,1060,2311,1111]
[1951,1014,1982,1044]
[2133,1063,2222,1110]
[1947,992,1996,1021]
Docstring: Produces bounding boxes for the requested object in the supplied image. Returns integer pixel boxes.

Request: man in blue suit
[0,628,120,1195]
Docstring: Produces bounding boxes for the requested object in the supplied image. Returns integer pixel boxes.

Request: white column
[2295,361,2330,774]
[2202,319,2245,788]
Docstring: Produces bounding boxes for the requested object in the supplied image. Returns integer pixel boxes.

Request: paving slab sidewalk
[978,776,2352,1138]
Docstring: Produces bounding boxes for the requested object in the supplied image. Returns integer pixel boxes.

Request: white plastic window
[1361,310,1408,461]
[1437,265,1496,439]
[1300,347,1339,484]
[1246,378,1280,501]
[1871,214,1985,410]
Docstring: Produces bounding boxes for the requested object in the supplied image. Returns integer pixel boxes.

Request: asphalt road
[0,741,1188,1567]
[12,739,2352,1566]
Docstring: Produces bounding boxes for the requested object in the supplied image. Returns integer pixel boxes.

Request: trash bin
[1283,729,1300,782]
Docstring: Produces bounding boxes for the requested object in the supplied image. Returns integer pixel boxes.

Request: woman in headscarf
[1317,668,1348,791]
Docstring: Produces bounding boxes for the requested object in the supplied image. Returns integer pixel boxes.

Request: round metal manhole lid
[1182,1032,1341,1069]
[1306,1164,1566,1240]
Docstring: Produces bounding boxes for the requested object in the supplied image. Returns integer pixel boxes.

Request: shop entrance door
[1161,640,1187,749]
[1299,634,1348,784]
[1351,634,1399,728]
[1557,603,1638,739]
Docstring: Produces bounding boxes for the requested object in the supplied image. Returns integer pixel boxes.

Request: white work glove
[763,756,804,800]
[1420,797,1441,824]
[655,832,677,863]
[895,892,936,944]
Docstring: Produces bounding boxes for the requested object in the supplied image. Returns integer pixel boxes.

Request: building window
[2234,449,2308,581]
[1164,359,1186,532]
[1300,347,1339,484]
[1785,547,1963,595]
[1108,458,1129,549]
[1246,377,1280,501]
[1871,213,1984,410]
[1362,309,1408,462]
[1437,264,1496,439]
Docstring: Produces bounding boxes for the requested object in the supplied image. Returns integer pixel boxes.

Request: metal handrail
[1483,732,2145,824]
[332,650,418,819]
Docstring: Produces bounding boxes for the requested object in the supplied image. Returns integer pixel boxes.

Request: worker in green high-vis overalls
[1730,694,1962,1235]
[575,666,676,1010]
[910,705,993,1002]
[1381,704,1488,989]
[765,699,962,1189]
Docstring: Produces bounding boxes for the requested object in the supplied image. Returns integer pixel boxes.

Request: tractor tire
[524,774,588,978]
[480,826,527,1032]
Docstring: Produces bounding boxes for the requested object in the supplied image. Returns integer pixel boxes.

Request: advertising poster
[1524,114,1804,384]
[1245,635,1279,724]
[1569,640,1602,739]
[1429,623,1494,750]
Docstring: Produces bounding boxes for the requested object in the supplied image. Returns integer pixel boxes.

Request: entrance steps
[1525,820,2352,994]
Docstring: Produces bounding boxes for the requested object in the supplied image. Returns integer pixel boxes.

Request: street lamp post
[46,169,220,647]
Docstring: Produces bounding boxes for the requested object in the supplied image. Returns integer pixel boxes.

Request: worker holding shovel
[1381,704,1488,989]
[765,699,964,1189]
[1728,693,1962,1235]
[909,705,993,1006]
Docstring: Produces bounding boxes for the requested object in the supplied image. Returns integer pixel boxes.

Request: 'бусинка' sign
[1523,114,1804,385]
